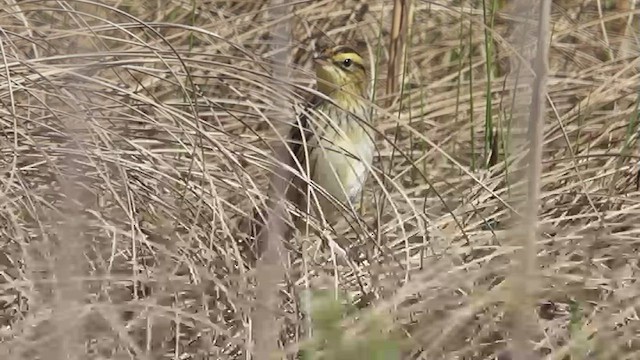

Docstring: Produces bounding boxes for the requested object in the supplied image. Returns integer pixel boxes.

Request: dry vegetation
[1,0,639,359]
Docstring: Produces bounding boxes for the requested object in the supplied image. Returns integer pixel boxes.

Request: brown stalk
[386,0,414,108]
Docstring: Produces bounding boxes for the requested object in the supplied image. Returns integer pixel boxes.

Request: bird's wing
[248,96,321,254]
[285,95,321,215]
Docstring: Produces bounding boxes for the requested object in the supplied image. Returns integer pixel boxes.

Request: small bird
[250,44,374,255]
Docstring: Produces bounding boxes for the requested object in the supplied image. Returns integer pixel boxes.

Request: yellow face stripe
[315,44,368,97]
[331,52,365,71]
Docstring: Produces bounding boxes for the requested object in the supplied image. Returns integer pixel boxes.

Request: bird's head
[314,45,368,107]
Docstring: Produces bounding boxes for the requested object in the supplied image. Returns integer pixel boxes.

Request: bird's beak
[313,52,329,66]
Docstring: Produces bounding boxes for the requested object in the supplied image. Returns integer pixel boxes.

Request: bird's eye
[342,58,352,68]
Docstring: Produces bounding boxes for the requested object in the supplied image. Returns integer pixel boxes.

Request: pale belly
[311,130,374,219]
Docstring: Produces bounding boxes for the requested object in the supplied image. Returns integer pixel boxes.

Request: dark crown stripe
[332,45,360,56]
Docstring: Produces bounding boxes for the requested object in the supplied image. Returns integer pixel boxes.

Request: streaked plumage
[288,45,374,225]
[250,45,374,255]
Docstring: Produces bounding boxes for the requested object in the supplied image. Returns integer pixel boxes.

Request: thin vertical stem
[252,1,292,358]
[512,0,551,356]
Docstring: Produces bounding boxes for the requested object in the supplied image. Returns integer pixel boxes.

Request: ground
[0,0,639,359]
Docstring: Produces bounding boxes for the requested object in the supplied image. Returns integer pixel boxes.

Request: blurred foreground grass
[0,0,639,359]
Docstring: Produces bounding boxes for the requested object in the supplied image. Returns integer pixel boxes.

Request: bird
[249,44,374,257]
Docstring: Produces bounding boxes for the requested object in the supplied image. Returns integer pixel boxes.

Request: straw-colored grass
[0,0,639,359]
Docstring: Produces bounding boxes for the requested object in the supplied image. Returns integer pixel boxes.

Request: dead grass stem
[0,0,639,359]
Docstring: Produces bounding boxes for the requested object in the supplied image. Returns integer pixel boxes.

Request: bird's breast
[310,109,374,209]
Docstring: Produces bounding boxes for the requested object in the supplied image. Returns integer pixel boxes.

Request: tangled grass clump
[0,0,638,359]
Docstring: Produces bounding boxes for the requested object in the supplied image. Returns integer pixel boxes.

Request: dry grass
[0,0,639,359]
